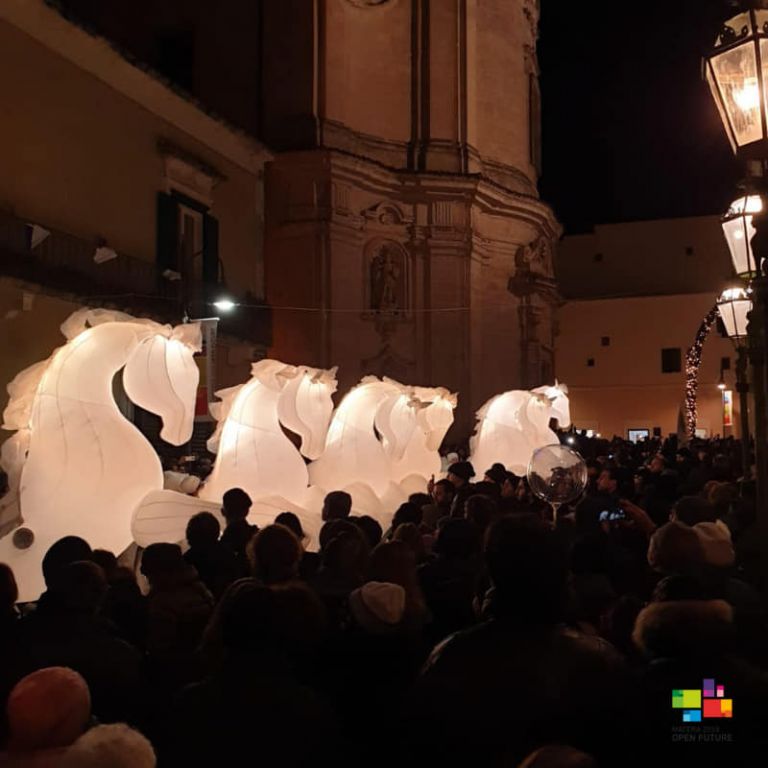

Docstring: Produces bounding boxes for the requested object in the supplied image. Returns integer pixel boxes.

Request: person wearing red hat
[2,666,91,766]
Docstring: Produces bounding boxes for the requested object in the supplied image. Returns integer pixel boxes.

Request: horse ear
[250,359,290,390]
[171,322,203,352]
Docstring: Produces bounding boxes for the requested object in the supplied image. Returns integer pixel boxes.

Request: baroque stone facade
[265,0,560,435]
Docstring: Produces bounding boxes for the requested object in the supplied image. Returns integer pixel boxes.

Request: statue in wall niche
[515,236,552,277]
[370,243,402,312]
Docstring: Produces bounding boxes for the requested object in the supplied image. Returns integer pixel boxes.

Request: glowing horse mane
[0,308,201,601]
[387,384,458,485]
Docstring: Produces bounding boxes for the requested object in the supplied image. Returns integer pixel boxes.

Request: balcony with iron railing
[0,210,272,347]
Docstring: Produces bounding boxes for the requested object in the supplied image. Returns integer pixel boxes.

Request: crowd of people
[1,433,767,766]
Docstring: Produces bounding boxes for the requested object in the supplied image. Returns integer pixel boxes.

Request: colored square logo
[672,690,701,709]
[673,680,733,723]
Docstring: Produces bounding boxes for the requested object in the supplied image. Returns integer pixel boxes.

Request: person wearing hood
[140,543,213,689]
[320,581,423,764]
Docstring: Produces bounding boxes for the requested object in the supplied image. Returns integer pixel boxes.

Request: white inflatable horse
[132,359,338,549]
[0,308,201,601]
[309,377,457,527]
[470,382,570,476]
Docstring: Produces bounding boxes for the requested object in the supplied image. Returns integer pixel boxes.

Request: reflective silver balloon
[527,444,587,506]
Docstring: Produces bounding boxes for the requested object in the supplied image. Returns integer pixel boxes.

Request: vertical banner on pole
[194,320,218,419]
[723,389,734,429]
[205,320,217,415]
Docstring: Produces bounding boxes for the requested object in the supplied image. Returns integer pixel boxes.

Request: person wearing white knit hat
[693,520,735,568]
[349,581,406,634]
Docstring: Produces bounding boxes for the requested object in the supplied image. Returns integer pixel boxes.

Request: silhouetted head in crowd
[408,492,432,509]
[0,562,18,615]
[647,521,705,576]
[392,502,423,530]
[90,549,118,580]
[465,494,498,532]
[321,528,369,582]
[140,543,186,587]
[274,511,306,543]
[349,581,407,635]
[596,467,619,495]
[322,490,352,522]
[501,472,519,499]
[319,519,358,551]
[432,478,455,507]
[221,487,252,523]
[447,461,475,488]
[433,518,480,560]
[649,454,667,474]
[186,512,221,550]
[350,515,383,549]
[484,463,507,485]
[368,540,425,615]
[247,524,302,585]
[470,481,501,502]
[42,536,92,590]
[393,522,425,562]
[57,561,108,615]
[671,496,716,526]
[485,514,568,622]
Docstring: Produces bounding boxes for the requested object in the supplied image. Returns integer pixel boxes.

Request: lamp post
[705,1,768,590]
[717,286,753,478]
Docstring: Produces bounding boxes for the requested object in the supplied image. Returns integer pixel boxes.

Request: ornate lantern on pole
[704,4,768,159]
[705,0,768,589]
[717,286,753,476]
[721,195,764,276]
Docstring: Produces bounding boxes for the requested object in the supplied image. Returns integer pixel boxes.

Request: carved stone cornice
[272,148,561,249]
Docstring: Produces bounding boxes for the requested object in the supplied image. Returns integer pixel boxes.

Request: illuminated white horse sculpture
[470,382,571,476]
[308,377,457,525]
[309,377,409,498]
[199,359,338,504]
[0,308,201,601]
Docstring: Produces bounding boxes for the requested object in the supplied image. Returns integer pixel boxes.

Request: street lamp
[705,1,768,589]
[722,195,764,276]
[718,286,753,477]
[704,4,768,158]
[212,297,237,313]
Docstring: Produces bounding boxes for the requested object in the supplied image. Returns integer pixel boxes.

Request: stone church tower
[263,0,560,434]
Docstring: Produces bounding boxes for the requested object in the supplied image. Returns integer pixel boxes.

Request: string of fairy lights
[684,304,720,440]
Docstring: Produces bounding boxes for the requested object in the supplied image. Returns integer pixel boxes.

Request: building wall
[265,0,558,437]
[557,216,734,300]
[556,293,740,441]
[0,5,271,417]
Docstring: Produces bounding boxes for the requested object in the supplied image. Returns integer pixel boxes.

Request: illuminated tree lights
[685,305,720,439]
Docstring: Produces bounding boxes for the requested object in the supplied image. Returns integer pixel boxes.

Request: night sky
[538,0,743,234]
